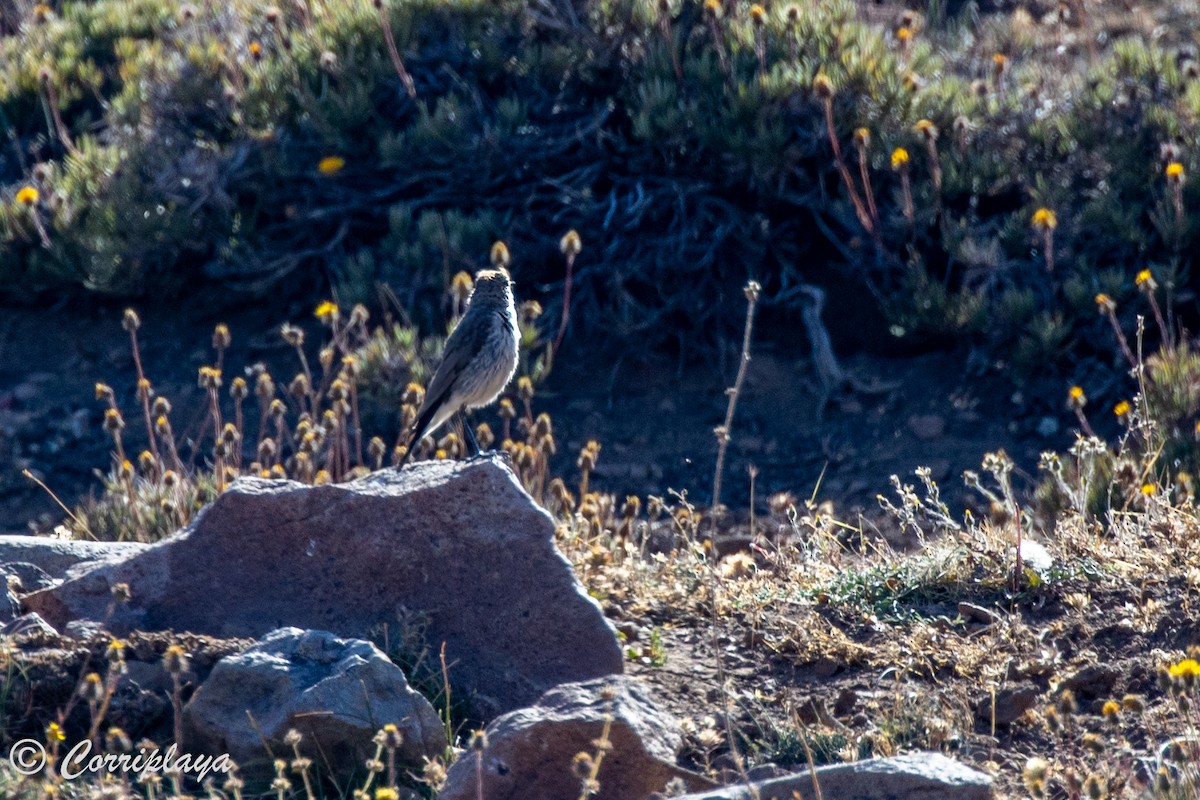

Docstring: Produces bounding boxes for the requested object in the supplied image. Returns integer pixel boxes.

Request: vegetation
[2,0,1198,370]
[6,0,1200,798]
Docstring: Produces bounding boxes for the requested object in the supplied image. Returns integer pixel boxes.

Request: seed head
[915,119,939,141]
[122,308,141,332]
[320,50,338,71]
[1068,385,1086,410]
[451,271,474,304]
[469,729,488,752]
[749,4,766,26]
[560,229,582,257]
[853,127,870,148]
[212,323,231,350]
[813,74,834,98]
[517,375,534,401]
[163,644,190,675]
[490,241,511,268]
[1135,268,1156,292]
[231,376,249,400]
[103,408,125,433]
[198,366,222,390]
[96,382,115,402]
[571,752,594,779]
[1094,292,1116,314]
[281,323,304,347]
[703,0,721,18]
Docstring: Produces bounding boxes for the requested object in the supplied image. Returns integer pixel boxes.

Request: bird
[397,267,519,466]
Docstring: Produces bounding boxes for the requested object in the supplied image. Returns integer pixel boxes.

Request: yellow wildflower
[318,156,345,176]
[1113,401,1131,417]
[314,300,339,323]
[1031,208,1057,230]
[1141,483,1156,496]
[1169,658,1200,678]
[890,147,910,170]
[1166,161,1185,182]
[897,26,912,42]
[1101,700,1120,717]
[16,186,38,206]
[1135,268,1154,287]
[46,722,65,742]
[748,4,766,25]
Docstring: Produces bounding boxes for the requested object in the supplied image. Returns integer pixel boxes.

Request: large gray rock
[26,458,623,717]
[675,753,993,800]
[183,628,444,777]
[0,535,145,582]
[438,676,712,800]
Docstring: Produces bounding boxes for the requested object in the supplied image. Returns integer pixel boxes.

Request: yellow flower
[1068,385,1086,409]
[1113,400,1131,417]
[1094,292,1113,310]
[993,52,1008,69]
[1169,658,1200,677]
[16,185,38,206]
[890,147,910,170]
[1031,208,1057,230]
[853,127,871,147]
[897,26,912,42]
[249,40,263,60]
[46,722,65,742]
[314,300,339,323]
[1101,700,1120,717]
[914,119,938,140]
[1166,161,1185,181]
[748,4,766,25]
[1141,483,1156,496]
[812,74,834,98]
[318,156,345,176]
[375,790,399,800]
[702,0,721,16]
[1135,268,1153,287]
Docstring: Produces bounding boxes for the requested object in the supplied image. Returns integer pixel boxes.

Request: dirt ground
[0,293,1072,534]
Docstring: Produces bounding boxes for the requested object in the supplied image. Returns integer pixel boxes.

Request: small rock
[958,603,1001,626]
[1,612,57,637]
[674,753,993,800]
[1060,664,1120,698]
[979,684,1040,726]
[183,628,445,778]
[907,415,946,441]
[437,676,711,800]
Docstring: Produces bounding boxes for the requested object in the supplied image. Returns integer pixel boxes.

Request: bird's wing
[411,316,489,438]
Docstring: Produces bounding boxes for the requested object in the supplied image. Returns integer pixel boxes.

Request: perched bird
[397,267,519,466]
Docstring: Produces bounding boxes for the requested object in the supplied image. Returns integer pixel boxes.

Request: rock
[958,603,1001,626]
[978,683,1040,726]
[0,612,58,637]
[0,535,145,582]
[3,562,56,593]
[674,753,993,800]
[438,676,711,800]
[1060,664,1120,699]
[28,458,622,717]
[183,628,445,778]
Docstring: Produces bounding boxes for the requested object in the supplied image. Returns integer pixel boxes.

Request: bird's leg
[461,411,481,455]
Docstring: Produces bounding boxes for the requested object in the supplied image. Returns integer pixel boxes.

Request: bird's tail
[396,392,448,468]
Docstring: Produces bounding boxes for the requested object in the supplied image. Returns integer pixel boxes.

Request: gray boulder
[675,753,993,800]
[438,676,712,800]
[183,628,445,776]
[26,458,622,717]
[0,535,145,582]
